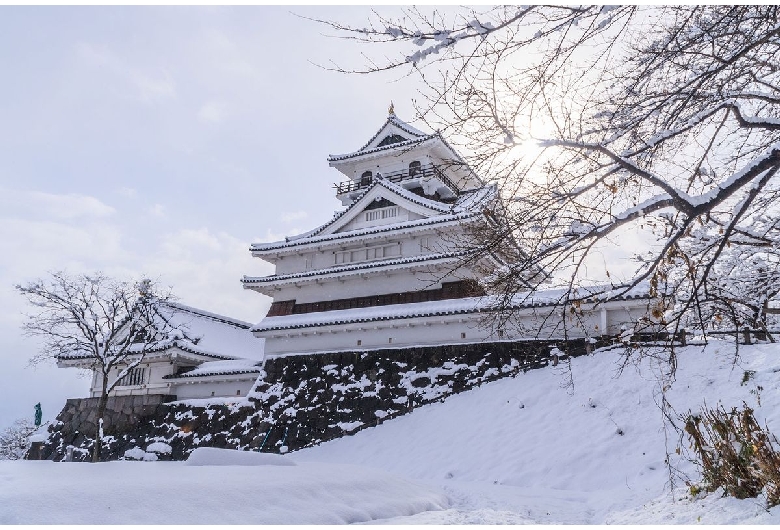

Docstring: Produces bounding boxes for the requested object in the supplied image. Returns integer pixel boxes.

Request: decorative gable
[376,133,409,148]
[319,179,450,237]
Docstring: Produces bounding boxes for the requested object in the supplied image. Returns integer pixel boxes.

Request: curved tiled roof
[252,284,652,333]
[242,251,466,286]
[251,183,496,253]
[328,136,434,163]
[163,360,262,380]
[250,211,480,253]
[328,114,430,162]
[56,300,262,363]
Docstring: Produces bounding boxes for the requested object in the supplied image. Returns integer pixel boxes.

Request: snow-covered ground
[1,341,779,524]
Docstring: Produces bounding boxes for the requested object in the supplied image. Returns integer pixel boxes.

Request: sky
[0,6,422,428]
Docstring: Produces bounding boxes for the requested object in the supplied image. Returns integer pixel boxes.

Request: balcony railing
[333,163,460,196]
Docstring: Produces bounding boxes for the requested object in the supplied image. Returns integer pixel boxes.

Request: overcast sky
[0,6,424,428]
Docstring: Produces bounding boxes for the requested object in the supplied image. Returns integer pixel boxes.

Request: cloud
[149,203,166,217]
[150,228,273,322]
[118,187,137,198]
[253,227,305,244]
[76,42,176,103]
[197,101,229,123]
[281,210,308,223]
[0,189,115,220]
[34,192,116,219]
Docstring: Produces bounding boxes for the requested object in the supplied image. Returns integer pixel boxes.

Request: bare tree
[16,272,179,462]
[0,419,38,461]
[319,6,780,368]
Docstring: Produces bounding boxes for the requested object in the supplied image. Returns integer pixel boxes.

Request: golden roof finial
[388,101,395,115]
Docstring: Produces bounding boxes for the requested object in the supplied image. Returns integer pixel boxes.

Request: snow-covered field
[2,341,779,524]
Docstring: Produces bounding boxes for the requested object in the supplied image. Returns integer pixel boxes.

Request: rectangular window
[461,332,466,339]
[383,244,401,258]
[335,243,401,266]
[364,206,399,222]
[119,367,146,386]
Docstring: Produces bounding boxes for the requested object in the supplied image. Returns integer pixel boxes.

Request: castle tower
[242,112,511,357]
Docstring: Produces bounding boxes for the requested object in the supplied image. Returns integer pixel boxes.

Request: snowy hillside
[294,341,780,523]
[2,341,779,524]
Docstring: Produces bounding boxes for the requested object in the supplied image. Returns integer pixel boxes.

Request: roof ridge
[161,301,252,329]
[251,183,495,253]
[352,114,429,154]
[250,211,479,252]
[243,251,466,285]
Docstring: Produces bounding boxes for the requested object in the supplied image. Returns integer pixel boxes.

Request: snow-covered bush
[0,419,38,460]
[685,403,780,508]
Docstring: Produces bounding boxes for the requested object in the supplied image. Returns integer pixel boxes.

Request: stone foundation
[32,338,606,461]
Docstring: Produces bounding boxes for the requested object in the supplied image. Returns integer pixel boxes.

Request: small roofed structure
[57,301,264,400]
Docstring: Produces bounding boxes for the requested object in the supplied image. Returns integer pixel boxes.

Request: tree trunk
[92,376,109,463]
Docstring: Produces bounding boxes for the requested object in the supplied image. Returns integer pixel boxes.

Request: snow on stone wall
[31,338,618,462]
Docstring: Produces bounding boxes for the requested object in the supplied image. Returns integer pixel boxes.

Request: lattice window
[364,206,399,222]
[335,243,401,265]
[118,367,146,386]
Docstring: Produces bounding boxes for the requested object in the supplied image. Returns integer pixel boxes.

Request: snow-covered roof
[151,302,263,361]
[251,183,496,254]
[252,284,652,333]
[242,251,467,287]
[56,301,264,364]
[328,114,432,162]
[163,359,262,380]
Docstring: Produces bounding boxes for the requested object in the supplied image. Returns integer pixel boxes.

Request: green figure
[34,403,42,427]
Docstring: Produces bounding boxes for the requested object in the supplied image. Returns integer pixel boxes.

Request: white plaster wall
[262,263,478,304]
[338,206,413,233]
[345,150,432,181]
[260,301,654,356]
[87,356,217,397]
[272,220,457,277]
[173,379,255,400]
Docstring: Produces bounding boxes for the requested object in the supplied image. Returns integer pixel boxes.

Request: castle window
[409,160,421,177]
[236,390,241,396]
[388,337,393,344]
[335,243,401,265]
[118,367,146,386]
[461,332,466,339]
[360,171,373,187]
[357,339,362,346]
[376,134,407,147]
[364,206,398,222]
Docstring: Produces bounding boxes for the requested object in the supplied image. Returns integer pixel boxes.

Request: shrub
[685,402,780,507]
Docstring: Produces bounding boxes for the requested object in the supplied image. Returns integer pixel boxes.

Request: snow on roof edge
[252,283,652,333]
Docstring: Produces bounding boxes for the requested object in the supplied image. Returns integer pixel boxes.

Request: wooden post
[743,326,752,345]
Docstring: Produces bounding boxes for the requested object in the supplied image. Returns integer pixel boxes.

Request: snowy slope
[2,341,779,524]
[0,458,446,524]
[293,341,780,524]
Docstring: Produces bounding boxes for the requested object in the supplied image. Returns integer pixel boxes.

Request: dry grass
[685,403,780,507]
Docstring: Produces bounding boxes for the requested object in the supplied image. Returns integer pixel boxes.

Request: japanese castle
[242,108,650,358]
[59,109,651,400]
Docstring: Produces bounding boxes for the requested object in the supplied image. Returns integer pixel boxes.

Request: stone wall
[31,338,603,462]
[33,394,175,461]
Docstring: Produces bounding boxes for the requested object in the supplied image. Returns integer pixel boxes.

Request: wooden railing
[333,164,460,196]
